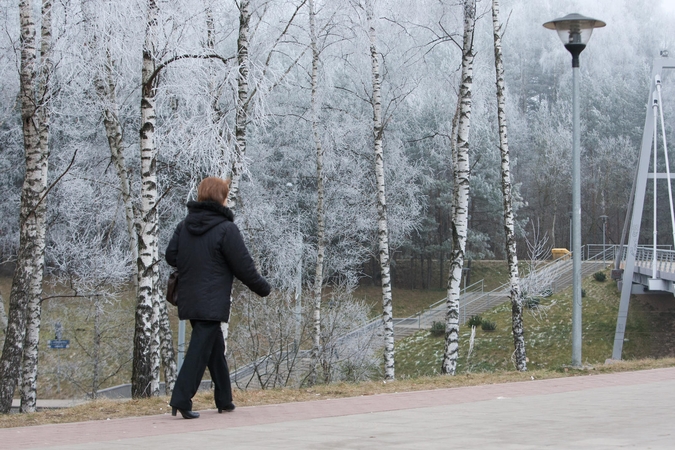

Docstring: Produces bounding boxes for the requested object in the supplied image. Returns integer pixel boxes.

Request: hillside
[395,268,675,377]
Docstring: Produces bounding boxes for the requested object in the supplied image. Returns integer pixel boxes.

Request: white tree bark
[204,8,232,361]
[157,300,176,395]
[91,298,102,397]
[442,0,475,376]
[226,0,306,209]
[97,58,179,391]
[308,0,325,386]
[492,0,526,371]
[366,0,394,381]
[19,0,53,414]
[81,0,176,396]
[0,293,7,335]
[132,0,161,398]
[227,0,251,210]
[97,59,138,262]
[205,6,230,178]
[0,0,50,414]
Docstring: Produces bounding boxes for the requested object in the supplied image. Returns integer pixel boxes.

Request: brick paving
[2,367,674,449]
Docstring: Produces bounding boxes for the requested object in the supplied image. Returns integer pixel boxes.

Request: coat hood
[184,201,234,236]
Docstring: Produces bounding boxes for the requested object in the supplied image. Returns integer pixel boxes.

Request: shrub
[467,315,483,327]
[481,320,497,331]
[593,271,607,282]
[582,289,587,298]
[524,297,540,309]
[429,321,446,337]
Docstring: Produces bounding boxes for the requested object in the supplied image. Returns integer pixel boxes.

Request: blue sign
[48,339,70,349]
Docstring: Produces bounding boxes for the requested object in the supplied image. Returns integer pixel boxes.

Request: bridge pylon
[612,57,675,360]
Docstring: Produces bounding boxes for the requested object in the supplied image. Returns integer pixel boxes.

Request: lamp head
[544,13,606,67]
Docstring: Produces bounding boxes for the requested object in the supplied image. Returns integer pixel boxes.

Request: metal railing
[394,278,485,332]
[631,246,675,274]
[608,244,675,274]
[456,245,614,324]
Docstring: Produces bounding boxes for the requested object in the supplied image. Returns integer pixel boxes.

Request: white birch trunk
[308,0,325,386]
[442,0,475,376]
[20,0,52,414]
[227,0,251,210]
[91,298,102,398]
[205,9,231,361]
[157,300,177,395]
[19,298,41,413]
[205,7,229,176]
[450,97,461,220]
[97,65,179,390]
[132,0,161,398]
[0,0,49,414]
[492,0,526,371]
[82,0,175,395]
[366,0,394,380]
[0,293,7,334]
[98,60,138,262]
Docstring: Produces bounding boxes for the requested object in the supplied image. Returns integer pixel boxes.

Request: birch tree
[227,0,251,209]
[132,0,162,398]
[133,0,307,394]
[492,0,526,371]
[442,0,475,376]
[308,0,326,386]
[19,0,53,413]
[0,294,7,335]
[80,0,178,397]
[365,0,394,380]
[0,0,52,414]
[227,0,308,208]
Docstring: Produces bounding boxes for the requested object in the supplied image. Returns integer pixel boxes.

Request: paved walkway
[2,367,674,449]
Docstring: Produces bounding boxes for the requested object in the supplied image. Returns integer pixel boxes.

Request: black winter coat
[165,201,271,322]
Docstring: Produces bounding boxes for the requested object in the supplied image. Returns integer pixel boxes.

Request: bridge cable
[652,91,658,278]
[655,75,675,247]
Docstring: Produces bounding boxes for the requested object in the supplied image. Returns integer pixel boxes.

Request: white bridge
[612,57,675,360]
[618,246,675,295]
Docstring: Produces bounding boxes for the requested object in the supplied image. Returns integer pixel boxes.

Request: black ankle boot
[172,407,200,419]
[218,403,235,413]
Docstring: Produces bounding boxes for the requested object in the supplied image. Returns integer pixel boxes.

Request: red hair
[197,177,231,204]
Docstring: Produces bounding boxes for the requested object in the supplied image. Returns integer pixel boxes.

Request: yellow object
[551,248,571,260]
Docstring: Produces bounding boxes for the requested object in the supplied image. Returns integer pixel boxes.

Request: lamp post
[544,13,605,367]
[569,211,573,251]
[287,182,302,353]
[600,215,608,260]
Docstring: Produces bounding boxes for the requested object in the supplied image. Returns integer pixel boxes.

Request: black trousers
[170,320,233,411]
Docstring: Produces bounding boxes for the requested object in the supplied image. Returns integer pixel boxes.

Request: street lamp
[544,13,605,368]
[568,211,573,251]
[287,182,303,353]
[600,215,608,260]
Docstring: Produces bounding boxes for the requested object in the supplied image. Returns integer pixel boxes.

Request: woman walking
[166,177,271,419]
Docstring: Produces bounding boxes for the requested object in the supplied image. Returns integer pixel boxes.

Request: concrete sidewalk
[2,367,674,449]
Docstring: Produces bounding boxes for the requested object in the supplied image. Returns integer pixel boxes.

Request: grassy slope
[396,268,670,377]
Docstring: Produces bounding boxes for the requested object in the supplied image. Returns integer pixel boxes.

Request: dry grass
[1,357,674,429]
